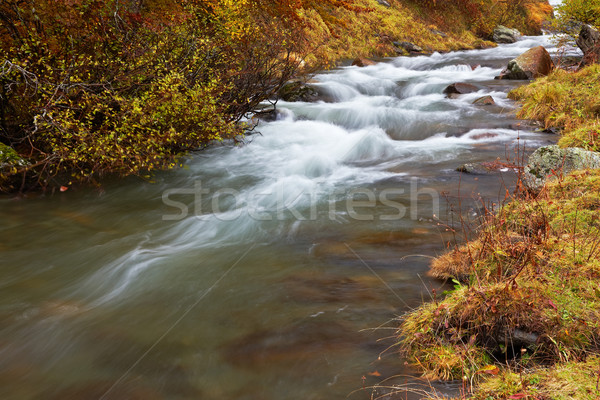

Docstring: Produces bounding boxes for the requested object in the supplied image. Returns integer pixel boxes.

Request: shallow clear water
[0,34,576,399]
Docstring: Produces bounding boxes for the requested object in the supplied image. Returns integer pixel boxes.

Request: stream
[0,31,577,399]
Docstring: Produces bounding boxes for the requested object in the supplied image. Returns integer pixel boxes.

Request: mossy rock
[0,143,28,191]
[524,145,600,192]
[492,25,521,44]
[0,143,28,173]
[0,143,25,166]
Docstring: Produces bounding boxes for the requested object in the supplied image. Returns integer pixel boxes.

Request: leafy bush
[408,0,552,37]
[0,0,305,191]
[557,0,600,30]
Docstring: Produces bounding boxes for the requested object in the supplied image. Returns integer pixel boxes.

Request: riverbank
[397,14,600,400]
[399,167,600,398]
[0,0,552,193]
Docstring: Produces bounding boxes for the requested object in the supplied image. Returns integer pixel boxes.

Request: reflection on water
[0,33,575,399]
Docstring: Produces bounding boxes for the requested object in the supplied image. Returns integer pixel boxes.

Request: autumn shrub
[556,0,600,31]
[407,0,552,37]
[0,0,306,191]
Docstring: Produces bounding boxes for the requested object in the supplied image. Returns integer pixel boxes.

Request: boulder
[351,57,376,67]
[576,25,600,65]
[457,160,514,175]
[278,81,319,102]
[393,41,423,54]
[376,0,391,7]
[495,46,554,80]
[457,163,496,175]
[0,143,27,171]
[493,25,521,43]
[0,143,28,190]
[252,108,280,122]
[472,95,495,106]
[429,29,448,38]
[524,145,600,192]
[443,82,480,98]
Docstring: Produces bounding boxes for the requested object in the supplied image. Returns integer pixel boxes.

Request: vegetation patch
[470,356,600,399]
[509,65,600,151]
[399,170,600,386]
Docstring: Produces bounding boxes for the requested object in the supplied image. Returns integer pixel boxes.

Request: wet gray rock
[493,25,521,44]
[352,57,376,67]
[393,41,423,54]
[524,145,600,191]
[376,0,391,7]
[472,95,495,106]
[253,108,280,122]
[443,82,480,98]
[495,46,554,80]
[555,55,584,70]
[457,163,495,175]
[576,24,600,65]
[429,29,448,38]
[278,81,319,102]
[457,160,514,175]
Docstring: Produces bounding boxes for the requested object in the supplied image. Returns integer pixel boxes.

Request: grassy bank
[0,0,551,193]
[397,17,600,400]
[400,169,600,380]
[510,65,600,152]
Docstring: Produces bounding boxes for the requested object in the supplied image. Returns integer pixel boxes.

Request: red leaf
[60,186,69,192]
[509,393,527,399]
[548,300,558,310]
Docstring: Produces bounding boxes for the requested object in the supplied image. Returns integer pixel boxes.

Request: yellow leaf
[478,365,500,375]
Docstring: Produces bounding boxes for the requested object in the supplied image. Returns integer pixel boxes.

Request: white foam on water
[69,33,566,305]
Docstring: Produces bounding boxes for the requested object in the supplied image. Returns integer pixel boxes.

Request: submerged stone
[282,274,383,303]
[470,132,499,140]
[456,163,494,175]
[393,41,423,54]
[222,320,365,367]
[443,82,480,98]
[45,380,164,400]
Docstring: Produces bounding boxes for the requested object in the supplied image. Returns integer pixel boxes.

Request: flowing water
[0,33,578,399]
